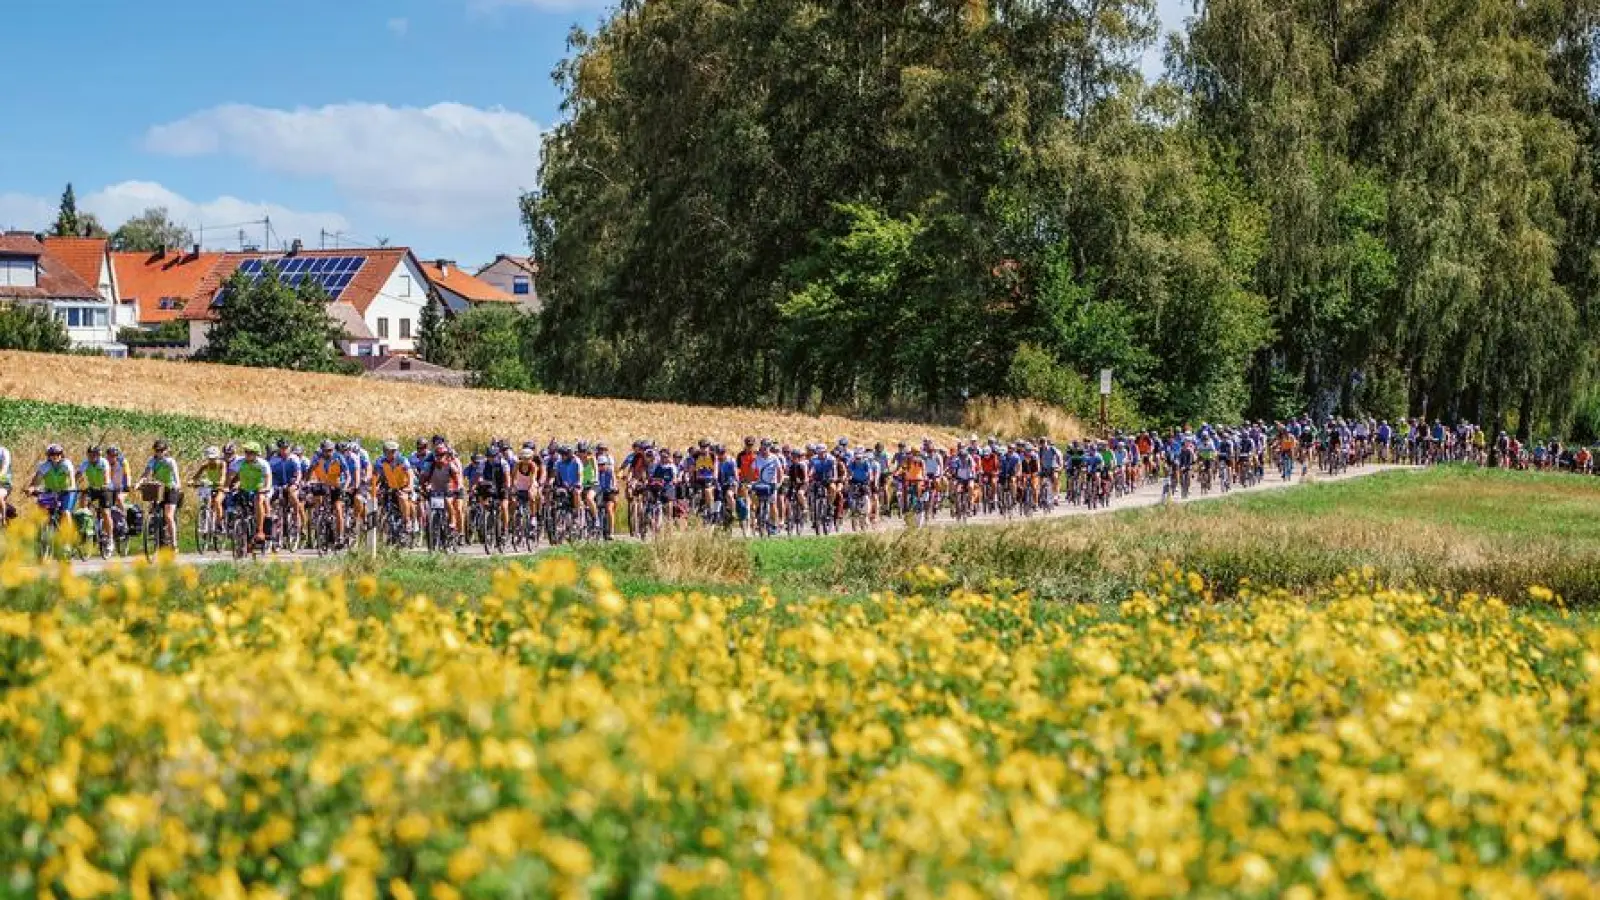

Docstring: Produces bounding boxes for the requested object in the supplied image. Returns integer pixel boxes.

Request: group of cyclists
[0,414,1594,559]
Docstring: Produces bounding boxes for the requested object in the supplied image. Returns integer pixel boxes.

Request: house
[419,258,518,315]
[357,353,469,387]
[0,232,126,355]
[474,254,540,313]
[41,236,135,331]
[178,243,434,356]
[111,245,229,327]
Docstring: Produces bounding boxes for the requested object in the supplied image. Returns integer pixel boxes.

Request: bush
[0,304,69,353]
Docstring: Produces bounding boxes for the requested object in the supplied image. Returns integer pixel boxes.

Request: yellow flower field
[1,532,1598,896]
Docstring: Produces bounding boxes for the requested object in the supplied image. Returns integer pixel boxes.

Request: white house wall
[364,256,430,354]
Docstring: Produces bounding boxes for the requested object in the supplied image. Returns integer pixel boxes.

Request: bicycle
[31,490,83,561]
[136,480,172,557]
[424,490,459,553]
[194,485,224,554]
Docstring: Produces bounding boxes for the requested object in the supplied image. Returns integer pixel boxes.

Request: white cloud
[387,17,409,36]
[0,182,349,250]
[144,102,542,230]
[0,192,54,232]
[82,181,352,251]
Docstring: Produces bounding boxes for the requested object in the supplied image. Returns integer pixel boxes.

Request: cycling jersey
[554,458,582,489]
[810,455,838,482]
[36,460,75,492]
[309,456,349,488]
[512,461,539,492]
[753,454,783,486]
[848,458,874,483]
[579,457,598,487]
[144,456,180,489]
[717,458,739,487]
[903,457,927,482]
[0,445,10,485]
[195,461,225,488]
[269,453,300,488]
[235,459,272,493]
[375,456,415,491]
[81,458,111,490]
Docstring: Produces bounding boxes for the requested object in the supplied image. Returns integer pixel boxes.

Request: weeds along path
[65,464,1408,576]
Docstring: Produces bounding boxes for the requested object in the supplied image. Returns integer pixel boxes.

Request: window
[399,318,411,339]
[376,317,390,339]
[0,257,38,288]
[512,275,530,296]
[56,307,108,329]
[398,275,411,297]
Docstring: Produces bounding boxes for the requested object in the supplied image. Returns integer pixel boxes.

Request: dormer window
[0,255,38,288]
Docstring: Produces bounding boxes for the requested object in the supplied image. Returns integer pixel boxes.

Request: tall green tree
[48,184,106,239]
[110,207,194,253]
[200,267,349,373]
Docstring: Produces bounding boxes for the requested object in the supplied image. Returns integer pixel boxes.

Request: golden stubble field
[0,351,955,448]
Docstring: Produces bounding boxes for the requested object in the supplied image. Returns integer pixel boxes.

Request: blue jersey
[848,458,874,483]
[717,459,739,486]
[269,454,300,487]
[555,458,582,488]
[810,455,837,481]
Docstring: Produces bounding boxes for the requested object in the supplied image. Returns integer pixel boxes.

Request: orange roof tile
[112,249,229,323]
[0,233,101,301]
[40,237,107,291]
[420,261,516,303]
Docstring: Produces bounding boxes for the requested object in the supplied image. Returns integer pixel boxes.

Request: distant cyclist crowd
[0,415,1592,561]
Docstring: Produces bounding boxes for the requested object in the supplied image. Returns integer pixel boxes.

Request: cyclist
[228,442,273,546]
[574,442,601,529]
[716,444,741,526]
[0,442,11,525]
[139,440,182,550]
[27,443,78,522]
[424,442,466,537]
[308,441,352,547]
[595,443,618,539]
[511,447,542,536]
[811,443,841,519]
[750,441,783,534]
[345,440,372,528]
[373,441,417,536]
[193,446,227,533]
[551,445,583,525]
[81,445,116,547]
[949,445,976,516]
[269,441,304,540]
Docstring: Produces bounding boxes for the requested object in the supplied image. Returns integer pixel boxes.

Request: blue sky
[1,0,1190,268]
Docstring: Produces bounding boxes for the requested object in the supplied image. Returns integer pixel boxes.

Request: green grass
[175,466,1600,607]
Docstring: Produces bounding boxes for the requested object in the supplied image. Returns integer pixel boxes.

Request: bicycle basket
[138,483,164,503]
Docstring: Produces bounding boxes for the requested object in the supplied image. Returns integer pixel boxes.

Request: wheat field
[0,351,956,448]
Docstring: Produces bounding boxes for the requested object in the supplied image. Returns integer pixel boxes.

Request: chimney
[191,243,201,258]
[288,238,304,256]
[436,259,455,277]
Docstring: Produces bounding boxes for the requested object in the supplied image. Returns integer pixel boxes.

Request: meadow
[2,466,1598,897]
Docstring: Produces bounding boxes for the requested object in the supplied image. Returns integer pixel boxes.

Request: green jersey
[581,458,598,486]
[235,458,272,493]
[145,456,181,489]
[36,460,75,493]
[81,458,110,490]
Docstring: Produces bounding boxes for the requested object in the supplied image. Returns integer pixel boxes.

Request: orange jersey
[903,458,926,481]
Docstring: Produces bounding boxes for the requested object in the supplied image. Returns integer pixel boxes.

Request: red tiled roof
[177,247,413,320]
[112,249,229,323]
[420,261,516,303]
[40,237,107,291]
[0,233,102,301]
